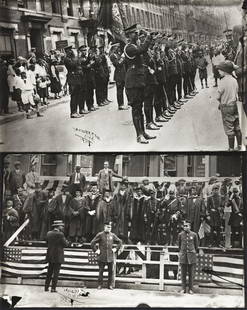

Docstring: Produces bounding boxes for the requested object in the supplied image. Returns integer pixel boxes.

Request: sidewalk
[0,83,116,126]
[0,95,70,126]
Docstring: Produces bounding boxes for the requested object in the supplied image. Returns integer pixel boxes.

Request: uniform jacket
[46,229,69,263]
[64,56,84,87]
[178,230,198,264]
[143,50,158,85]
[91,231,122,263]
[124,36,151,88]
[110,52,126,83]
[185,196,206,233]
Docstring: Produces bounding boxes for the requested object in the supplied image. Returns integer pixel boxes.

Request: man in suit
[97,161,123,194]
[91,221,122,289]
[124,24,156,144]
[9,161,26,195]
[44,220,70,292]
[109,44,127,110]
[178,220,199,294]
[69,166,86,197]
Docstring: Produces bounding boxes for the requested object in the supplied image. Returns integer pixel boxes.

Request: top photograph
[0,0,246,152]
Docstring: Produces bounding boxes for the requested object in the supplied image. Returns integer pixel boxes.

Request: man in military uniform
[64,46,84,118]
[124,24,156,144]
[178,220,199,294]
[78,45,90,114]
[99,45,111,105]
[109,43,127,110]
[44,220,70,292]
[91,221,122,289]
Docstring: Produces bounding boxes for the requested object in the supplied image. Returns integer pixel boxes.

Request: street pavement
[0,284,244,308]
[0,65,245,152]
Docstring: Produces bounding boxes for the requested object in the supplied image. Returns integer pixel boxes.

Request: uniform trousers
[183,74,192,96]
[175,74,183,100]
[144,85,156,124]
[190,71,197,90]
[154,83,166,117]
[126,87,145,137]
[98,261,113,287]
[181,262,195,291]
[86,85,94,110]
[167,74,177,105]
[95,79,105,105]
[69,84,84,115]
[45,263,61,290]
[116,81,125,107]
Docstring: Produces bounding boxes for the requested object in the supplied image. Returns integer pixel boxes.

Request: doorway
[30,27,43,56]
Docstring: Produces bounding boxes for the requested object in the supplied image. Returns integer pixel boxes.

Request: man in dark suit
[9,161,26,195]
[124,24,155,144]
[69,166,86,196]
[178,220,198,294]
[109,44,127,110]
[97,161,122,194]
[91,221,122,290]
[45,220,70,292]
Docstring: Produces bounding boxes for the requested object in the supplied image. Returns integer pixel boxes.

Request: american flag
[1,246,108,279]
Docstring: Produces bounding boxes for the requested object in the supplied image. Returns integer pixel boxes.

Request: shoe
[155,116,167,123]
[152,122,162,128]
[26,115,32,119]
[146,123,160,130]
[167,109,176,115]
[44,287,49,292]
[188,290,194,295]
[80,110,89,114]
[201,85,204,89]
[143,133,156,140]
[37,113,44,117]
[206,85,209,88]
[97,285,102,290]
[213,84,218,87]
[98,103,104,106]
[71,113,83,118]
[179,290,186,294]
[179,99,187,103]
[184,95,193,99]
[51,288,57,293]
[90,107,96,111]
[118,106,128,110]
[103,100,110,105]
[162,112,172,118]
[106,99,112,103]
[189,92,196,96]
[137,135,149,144]
[108,286,114,290]
[174,104,181,109]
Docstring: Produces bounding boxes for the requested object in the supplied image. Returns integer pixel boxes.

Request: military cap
[64,45,73,51]
[104,221,112,226]
[90,181,98,186]
[142,177,149,182]
[78,45,87,51]
[124,24,141,35]
[14,161,21,166]
[178,179,186,183]
[121,177,129,184]
[212,184,220,190]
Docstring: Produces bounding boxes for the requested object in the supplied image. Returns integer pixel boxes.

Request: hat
[124,24,141,36]
[169,190,175,194]
[121,177,129,184]
[212,184,220,190]
[14,161,21,166]
[110,43,120,49]
[232,187,239,193]
[61,184,68,191]
[64,45,73,51]
[52,220,64,227]
[217,61,235,74]
[209,176,217,183]
[104,221,112,226]
[78,45,87,51]
[142,177,149,182]
[178,179,186,183]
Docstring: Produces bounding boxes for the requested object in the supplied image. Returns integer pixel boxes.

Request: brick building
[4,154,242,179]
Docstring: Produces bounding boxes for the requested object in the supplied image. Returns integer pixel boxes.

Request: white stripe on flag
[62,264,99,270]
[213,266,243,275]
[3,262,47,268]
[212,275,243,285]
[59,269,107,276]
[213,257,243,265]
[22,249,46,254]
[22,256,46,261]
[2,266,47,275]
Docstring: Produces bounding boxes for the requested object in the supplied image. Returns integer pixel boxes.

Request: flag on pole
[30,154,39,166]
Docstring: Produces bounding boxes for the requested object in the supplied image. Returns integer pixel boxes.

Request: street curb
[0,98,68,126]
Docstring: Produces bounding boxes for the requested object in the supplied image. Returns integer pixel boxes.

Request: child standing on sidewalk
[216,61,242,151]
[20,71,43,119]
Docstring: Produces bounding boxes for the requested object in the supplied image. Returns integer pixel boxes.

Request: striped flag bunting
[1,246,244,288]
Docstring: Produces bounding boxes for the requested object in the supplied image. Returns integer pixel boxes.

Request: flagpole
[4,219,30,247]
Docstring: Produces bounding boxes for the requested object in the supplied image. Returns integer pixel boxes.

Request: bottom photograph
[0,153,245,308]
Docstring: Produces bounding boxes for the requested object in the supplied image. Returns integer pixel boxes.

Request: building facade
[4,154,242,179]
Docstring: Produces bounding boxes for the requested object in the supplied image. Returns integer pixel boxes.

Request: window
[41,154,57,176]
[163,156,177,177]
[0,33,13,56]
[67,0,73,16]
[17,0,27,8]
[1,0,8,6]
[36,0,45,11]
[51,0,61,14]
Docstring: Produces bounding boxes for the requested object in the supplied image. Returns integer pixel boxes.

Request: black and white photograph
[0,153,245,308]
[0,0,246,151]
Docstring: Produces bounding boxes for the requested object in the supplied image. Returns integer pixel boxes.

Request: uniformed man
[91,221,122,289]
[78,45,90,114]
[124,24,155,144]
[44,220,70,292]
[109,43,127,110]
[99,45,111,105]
[178,220,199,294]
[64,45,84,118]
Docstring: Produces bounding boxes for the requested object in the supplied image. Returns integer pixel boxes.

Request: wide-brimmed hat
[217,61,235,74]
[52,220,64,227]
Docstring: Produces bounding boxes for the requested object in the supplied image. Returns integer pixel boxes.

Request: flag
[198,221,211,239]
[98,0,127,43]
[1,247,108,279]
[30,155,39,166]
[212,255,244,286]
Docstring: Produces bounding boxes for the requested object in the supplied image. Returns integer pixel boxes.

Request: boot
[140,115,153,139]
[133,116,141,138]
[235,130,242,150]
[134,116,149,144]
[37,112,44,117]
[228,135,235,150]
[143,132,156,140]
